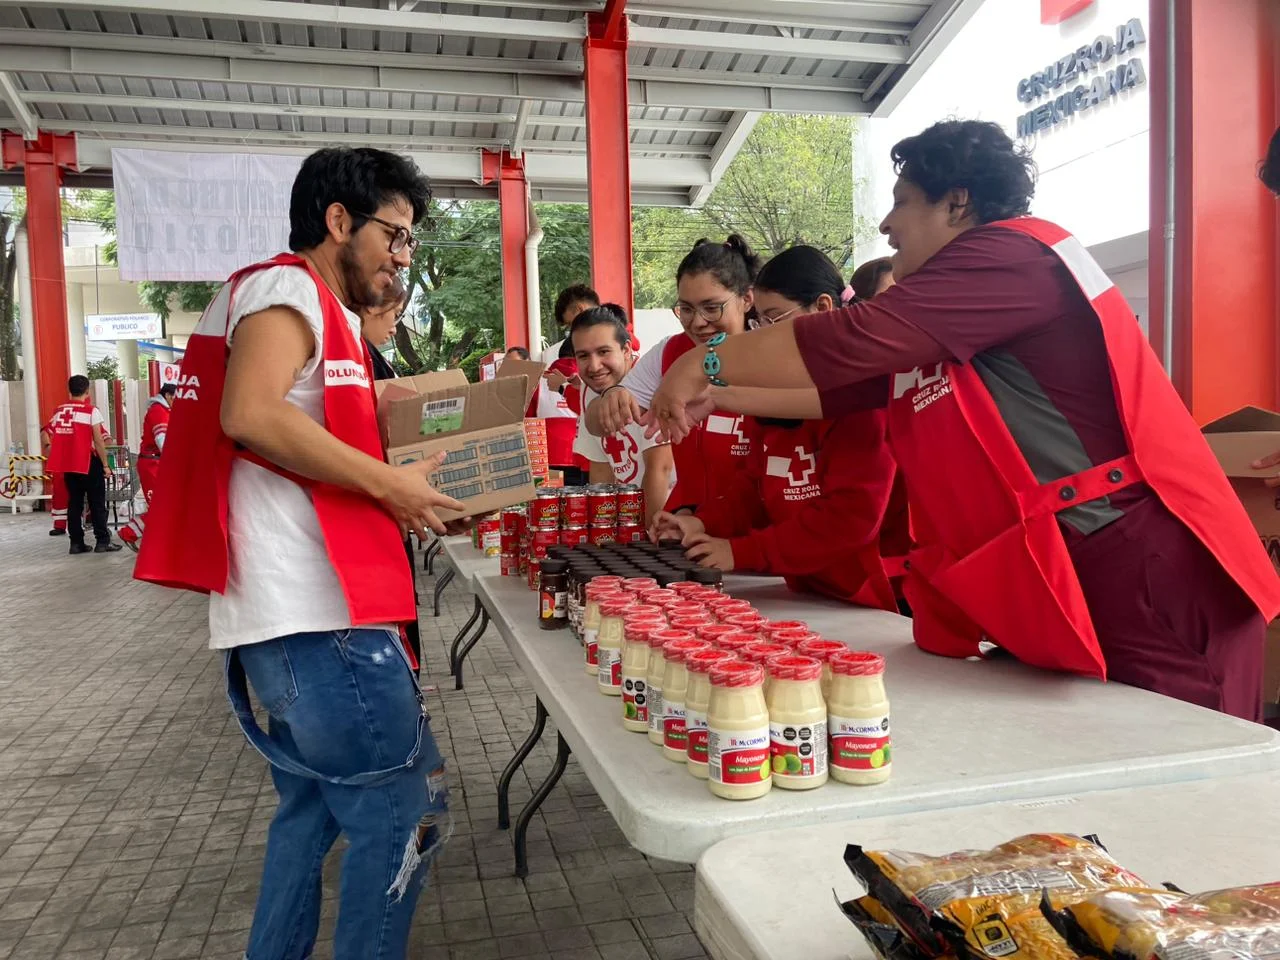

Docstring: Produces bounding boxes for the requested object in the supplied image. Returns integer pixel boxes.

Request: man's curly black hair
[1261,126,1280,196]
[890,120,1037,225]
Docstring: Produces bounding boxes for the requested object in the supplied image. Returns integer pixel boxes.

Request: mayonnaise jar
[765,655,828,790]
[596,599,633,696]
[827,650,891,786]
[660,636,711,763]
[583,584,623,676]
[706,660,771,801]
[796,637,848,702]
[683,648,737,779]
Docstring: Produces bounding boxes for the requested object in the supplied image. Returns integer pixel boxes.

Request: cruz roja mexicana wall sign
[1015,18,1146,138]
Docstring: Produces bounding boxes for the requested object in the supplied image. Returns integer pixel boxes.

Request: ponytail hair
[753,245,846,308]
[676,233,761,295]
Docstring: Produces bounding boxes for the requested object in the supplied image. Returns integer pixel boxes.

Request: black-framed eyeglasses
[356,212,419,256]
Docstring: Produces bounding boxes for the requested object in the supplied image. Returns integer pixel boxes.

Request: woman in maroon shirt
[648,119,1279,721]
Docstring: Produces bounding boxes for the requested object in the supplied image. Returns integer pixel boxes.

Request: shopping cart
[105,445,139,530]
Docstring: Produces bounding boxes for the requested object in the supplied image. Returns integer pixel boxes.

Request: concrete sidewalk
[0,512,707,960]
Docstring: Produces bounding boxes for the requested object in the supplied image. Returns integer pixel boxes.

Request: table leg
[448,596,484,674]
[497,697,548,830]
[512,731,571,878]
[425,538,442,573]
[453,607,490,691]
[432,566,456,617]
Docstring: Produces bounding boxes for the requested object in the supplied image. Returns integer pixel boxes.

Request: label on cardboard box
[420,397,466,436]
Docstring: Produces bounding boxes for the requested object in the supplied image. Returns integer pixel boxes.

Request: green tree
[0,209,19,380]
[86,356,118,381]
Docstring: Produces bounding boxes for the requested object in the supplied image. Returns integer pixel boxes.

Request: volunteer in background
[38,426,68,535]
[570,304,673,523]
[849,256,894,302]
[651,246,907,610]
[540,284,599,364]
[647,119,1280,721]
[46,375,121,555]
[539,287,600,486]
[585,236,759,513]
[118,382,177,552]
[135,146,462,959]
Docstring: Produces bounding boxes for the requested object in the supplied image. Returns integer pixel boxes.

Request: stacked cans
[499,505,526,579]
[506,484,647,591]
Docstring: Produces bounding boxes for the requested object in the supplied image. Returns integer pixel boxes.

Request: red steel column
[2,132,77,424]
[484,149,531,351]
[1148,0,1280,422]
[584,2,635,320]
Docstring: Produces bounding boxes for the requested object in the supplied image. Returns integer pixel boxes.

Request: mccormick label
[708,726,771,785]
[662,700,687,749]
[769,720,828,778]
[583,629,599,667]
[828,714,891,772]
[562,492,589,527]
[597,649,622,690]
[647,684,664,737]
[686,707,709,765]
[622,673,648,725]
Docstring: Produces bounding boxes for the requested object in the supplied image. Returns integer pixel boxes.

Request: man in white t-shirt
[570,305,674,523]
[137,148,461,960]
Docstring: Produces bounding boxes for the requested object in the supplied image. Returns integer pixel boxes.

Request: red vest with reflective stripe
[134,253,416,626]
[46,399,96,474]
[140,397,170,459]
[661,335,753,509]
[889,217,1280,678]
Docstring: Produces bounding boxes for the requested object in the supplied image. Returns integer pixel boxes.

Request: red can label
[501,553,519,577]
[560,525,588,546]
[529,493,561,530]
[587,489,618,526]
[531,527,558,559]
[617,487,644,525]
[588,526,617,546]
[500,532,519,555]
[616,522,644,544]
[708,726,771,785]
[829,714,891,772]
[500,506,525,536]
[527,563,541,592]
[562,493,589,527]
[477,518,501,556]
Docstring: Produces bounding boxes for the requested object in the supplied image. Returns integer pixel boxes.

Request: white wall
[855,0,1149,265]
[633,308,683,358]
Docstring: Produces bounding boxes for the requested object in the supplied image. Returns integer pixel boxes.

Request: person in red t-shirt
[651,246,908,611]
[45,375,120,554]
[118,382,177,551]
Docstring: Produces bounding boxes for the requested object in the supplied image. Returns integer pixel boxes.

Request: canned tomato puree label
[531,527,559,559]
[616,522,644,544]
[588,526,617,546]
[562,490,589,527]
[527,561,541,592]
[501,553,519,577]
[500,505,526,536]
[500,532,519,556]
[616,485,644,525]
[560,525,588,547]
[587,485,618,526]
[477,517,501,556]
[529,490,561,529]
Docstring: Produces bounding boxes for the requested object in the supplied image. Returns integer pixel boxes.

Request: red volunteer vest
[45,399,96,474]
[755,417,901,612]
[139,397,170,459]
[889,217,1280,678]
[135,253,416,625]
[661,335,753,509]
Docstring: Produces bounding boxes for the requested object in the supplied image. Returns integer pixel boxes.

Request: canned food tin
[529,489,562,530]
[586,485,618,527]
[560,525,589,547]
[527,560,541,592]
[500,504,526,536]
[500,532,520,557]
[562,489,589,527]
[500,553,519,577]
[477,517,501,557]
[531,526,559,560]
[616,485,644,525]
[616,522,644,544]
[518,550,529,576]
[588,525,617,546]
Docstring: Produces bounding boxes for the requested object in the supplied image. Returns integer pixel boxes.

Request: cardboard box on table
[377,357,543,520]
[1202,406,1280,709]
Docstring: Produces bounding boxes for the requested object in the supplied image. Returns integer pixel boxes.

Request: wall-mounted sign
[1015,18,1146,138]
[86,313,163,342]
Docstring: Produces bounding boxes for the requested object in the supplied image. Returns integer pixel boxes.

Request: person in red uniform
[650,246,908,611]
[38,423,69,536]
[118,382,176,551]
[648,119,1280,721]
[585,235,760,512]
[539,286,600,486]
[46,375,122,555]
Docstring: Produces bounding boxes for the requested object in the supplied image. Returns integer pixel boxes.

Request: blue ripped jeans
[226,629,451,960]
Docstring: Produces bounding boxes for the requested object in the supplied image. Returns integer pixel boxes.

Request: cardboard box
[1202,405,1280,708]
[377,361,542,520]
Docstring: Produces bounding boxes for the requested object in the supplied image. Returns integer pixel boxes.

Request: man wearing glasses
[136,147,459,959]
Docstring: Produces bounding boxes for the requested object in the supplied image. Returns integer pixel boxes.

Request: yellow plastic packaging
[940,895,1077,960]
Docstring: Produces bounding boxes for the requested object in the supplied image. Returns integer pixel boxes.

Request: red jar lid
[624,605,665,620]
[682,585,722,603]
[590,576,625,587]
[668,601,708,617]
[649,628,694,651]
[772,628,820,648]
[669,614,712,631]
[601,599,636,618]
[723,612,767,629]
[766,654,824,682]
[587,588,625,605]
[669,581,704,596]
[639,588,679,605]
[622,577,658,593]
[741,641,790,664]
[764,619,809,637]
[685,648,737,674]
[695,623,739,643]
[715,631,761,652]
[797,638,848,662]
[708,597,752,614]
[710,660,764,688]
[830,650,886,677]
[662,637,711,663]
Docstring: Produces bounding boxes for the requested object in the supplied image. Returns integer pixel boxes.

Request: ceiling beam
[872,0,982,116]
[509,100,533,159]
[688,110,757,208]
[626,0,918,34]
[0,72,37,140]
[627,23,910,63]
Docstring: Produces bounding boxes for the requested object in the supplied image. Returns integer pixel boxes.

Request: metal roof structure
[0,0,980,206]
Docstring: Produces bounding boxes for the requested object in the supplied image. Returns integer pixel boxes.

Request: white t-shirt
[208,265,390,650]
[617,333,677,408]
[89,408,105,428]
[573,384,673,490]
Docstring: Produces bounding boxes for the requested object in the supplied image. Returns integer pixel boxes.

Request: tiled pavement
[0,512,708,960]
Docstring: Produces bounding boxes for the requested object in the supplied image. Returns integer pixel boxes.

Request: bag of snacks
[940,897,1077,960]
[1044,882,1280,960]
[838,894,945,960]
[844,835,1148,956]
